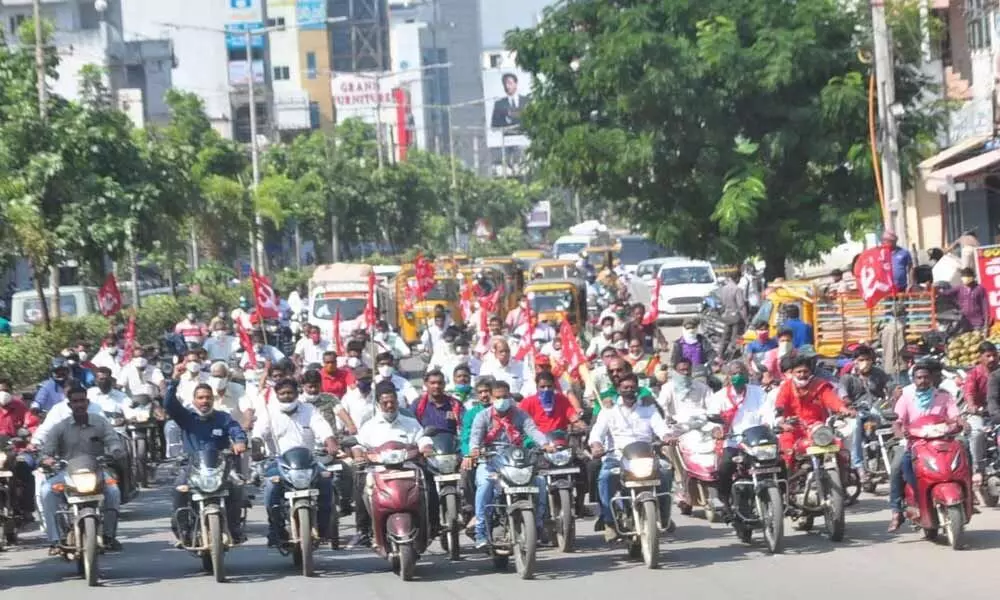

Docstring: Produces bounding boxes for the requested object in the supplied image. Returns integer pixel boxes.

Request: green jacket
[460,404,488,455]
[592,386,655,417]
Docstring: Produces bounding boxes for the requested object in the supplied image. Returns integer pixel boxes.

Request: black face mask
[357,380,373,395]
[97,381,112,393]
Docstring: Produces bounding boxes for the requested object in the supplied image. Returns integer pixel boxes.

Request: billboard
[228,60,266,85]
[481,51,532,176]
[332,73,394,121]
[225,22,266,50]
[296,0,326,30]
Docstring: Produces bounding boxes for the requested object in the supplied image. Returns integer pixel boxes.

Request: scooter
[901,414,973,549]
[673,415,723,522]
[363,441,430,581]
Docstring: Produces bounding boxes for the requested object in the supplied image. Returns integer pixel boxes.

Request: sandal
[887,513,903,533]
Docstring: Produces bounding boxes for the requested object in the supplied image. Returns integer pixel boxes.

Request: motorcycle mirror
[339,436,358,448]
[705,414,725,425]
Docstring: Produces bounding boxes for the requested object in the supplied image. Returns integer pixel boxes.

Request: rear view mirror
[706,414,725,425]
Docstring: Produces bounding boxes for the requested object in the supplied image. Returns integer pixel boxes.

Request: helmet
[51,357,69,371]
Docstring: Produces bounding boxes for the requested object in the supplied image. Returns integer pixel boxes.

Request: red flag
[643,276,661,326]
[853,247,895,308]
[414,253,436,300]
[237,320,257,368]
[250,269,280,319]
[364,270,377,328]
[334,307,346,355]
[120,312,136,366]
[459,279,474,321]
[403,280,417,312]
[514,302,535,361]
[559,319,587,375]
[98,274,122,317]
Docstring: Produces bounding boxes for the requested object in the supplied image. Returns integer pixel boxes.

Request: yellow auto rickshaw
[528,258,582,281]
[460,264,508,309]
[523,278,587,332]
[740,281,937,358]
[582,244,621,270]
[393,264,463,345]
[512,249,545,261]
[476,257,525,311]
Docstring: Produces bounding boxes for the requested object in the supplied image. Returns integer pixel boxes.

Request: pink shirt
[893,386,959,428]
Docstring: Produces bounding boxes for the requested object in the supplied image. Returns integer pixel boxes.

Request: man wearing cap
[882,231,914,292]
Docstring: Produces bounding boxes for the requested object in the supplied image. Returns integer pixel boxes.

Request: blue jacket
[164,380,247,455]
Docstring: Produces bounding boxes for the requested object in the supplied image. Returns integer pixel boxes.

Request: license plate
[380,470,415,480]
[504,486,538,494]
[806,445,839,455]
[67,494,104,504]
[325,464,343,472]
[751,466,782,475]
[624,480,657,488]
[0,471,12,478]
[875,428,894,436]
[543,467,580,476]
[191,490,228,502]
[435,473,462,482]
[284,489,319,500]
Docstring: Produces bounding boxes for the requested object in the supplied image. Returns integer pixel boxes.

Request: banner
[98,274,122,317]
[250,269,280,319]
[852,247,895,309]
[120,312,136,367]
[414,253,436,300]
[334,307,346,355]
[364,271,377,328]
[975,244,1000,322]
[559,319,586,375]
[643,276,661,326]
[237,321,257,368]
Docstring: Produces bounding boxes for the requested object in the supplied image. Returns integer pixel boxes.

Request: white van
[9,286,99,334]
[552,235,593,260]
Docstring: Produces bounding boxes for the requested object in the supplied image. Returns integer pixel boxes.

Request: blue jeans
[474,460,547,539]
[597,456,673,525]
[889,448,915,513]
[851,416,866,470]
[40,471,120,544]
[263,465,334,542]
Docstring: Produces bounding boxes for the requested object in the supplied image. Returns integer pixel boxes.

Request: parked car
[656,258,719,323]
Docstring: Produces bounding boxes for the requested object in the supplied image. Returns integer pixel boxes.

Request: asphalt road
[3,470,999,597]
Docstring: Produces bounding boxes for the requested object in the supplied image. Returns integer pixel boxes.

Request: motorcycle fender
[438,485,458,498]
[508,499,536,513]
[291,498,315,512]
[74,506,99,527]
[930,482,965,507]
[200,503,224,518]
[634,491,657,504]
[386,512,415,539]
[549,477,575,490]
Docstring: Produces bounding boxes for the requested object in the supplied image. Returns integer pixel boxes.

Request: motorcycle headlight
[286,468,315,490]
[430,454,458,474]
[625,457,655,479]
[810,426,835,447]
[0,451,7,466]
[192,467,224,493]
[501,465,534,485]
[379,449,409,465]
[951,452,962,472]
[66,472,98,494]
[546,449,572,466]
[134,412,150,423]
[748,444,778,461]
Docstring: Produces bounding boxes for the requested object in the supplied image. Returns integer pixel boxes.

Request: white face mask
[279,401,299,414]
[212,330,226,338]
[300,392,318,402]
[186,361,201,374]
[629,350,643,359]
[682,329,697,343]
[133,357,148,369]
[493,397,513,413]
[793,375,812,388]
[346,357,361,368]
[778,341,792,355]
[602,326,613,336]
[381,409,399,422]
[0,392,12,407]
[208,376,227,392]
[78,351,89,362]
[377,365,394,378]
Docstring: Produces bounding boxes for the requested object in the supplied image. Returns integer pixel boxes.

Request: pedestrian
[738,263,762,316]
[716,275,747,358]
[937,267,991,334]
[882,231,914,292]
[780,304,813,348]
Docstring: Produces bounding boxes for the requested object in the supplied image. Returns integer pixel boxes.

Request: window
[274,17,285,27]
[966,0,991,51]
[273,66,290,80]
[306,52,317,79]
[9,14,26,35]
[489,53,502,68]
[309,102,320,129]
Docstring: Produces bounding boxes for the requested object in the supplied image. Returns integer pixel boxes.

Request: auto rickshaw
[512,249,545,261]
[528,258,582,281]
[582,244,621,270]
[523,278,587,333]
[438,253,471,267]
[460,264,508,308]
[393,264,463,345]
[476,257,525,311]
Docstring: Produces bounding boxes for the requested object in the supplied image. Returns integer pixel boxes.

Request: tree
[507,0,945,277]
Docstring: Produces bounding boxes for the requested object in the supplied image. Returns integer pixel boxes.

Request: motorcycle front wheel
[823,469,846,542]
[81,517,99,587]
[135,438,149,487]
[942,505,965,550]
[443,494,460,561]
[397,542,417,581]
[512,510,537,580]
[555,488,575,553]
[639,498,659,569]
[297,506,314,577]
[760,487,784,555]
[206,513,226,582]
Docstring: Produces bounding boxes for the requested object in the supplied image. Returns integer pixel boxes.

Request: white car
[635,258,671,288]
[656,258,719,321]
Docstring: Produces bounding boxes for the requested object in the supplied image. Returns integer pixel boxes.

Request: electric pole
[871,0,906,245]
[33,0,61,318]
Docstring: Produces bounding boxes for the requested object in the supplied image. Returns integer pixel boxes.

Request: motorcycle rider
[293,325,331,368]
[39,384,125,552]
[625,337,660,388]
[31,358,70,414]
[671,318,715,371]
[349,382,433,548]
[0,382,36,519]
[761,328,796,385]
[449,365,475,407]
[707,361,775,514]
[658,357,713,512]
[593,357,656,417]
[589,372,673,541]
[91,334,122,378]
[374,352,419,408]
[251,378,339,547]
[774,356,854,467]
[839,345,891,481]
[413,369,464,533]
[338,367,376,432]
[320,350,355,398]
[301,369,357,434]
[176,350,209,406]
[466,379,553,549]
[175,310,208,347]
[372,320,412,360]
[962,341,996,486]
[164,363,248,546]
[460,377,495,514]
[88,367,134,417]
[119,347,166,397]
[479,339,526,397]
[61,348,96,388]
[888,362,963,532]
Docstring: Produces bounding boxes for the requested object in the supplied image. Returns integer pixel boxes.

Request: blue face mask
[539,389,556,413]
[454,383,472,396]
[357,380,373,395]
[915,388,934,410]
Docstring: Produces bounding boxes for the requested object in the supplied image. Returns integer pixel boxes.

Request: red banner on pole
[237,320,257,368]
[853,247,895,309]
[364,270,377,328]
[120,312,136,366]
[559,319,587,375]
[334,307,346,355]
[250,269,280,319]
[975,245,1000,322]
[98,274,122,317]
[643,276,661,326]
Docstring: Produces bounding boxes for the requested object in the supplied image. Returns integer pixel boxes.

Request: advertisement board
[225,22,266,49]
[331,73,394,122]
[296,0,326,29]
[526,200,551,229]
[975,245,1000,322]
[228,60,266,85]
[481,65,532,149]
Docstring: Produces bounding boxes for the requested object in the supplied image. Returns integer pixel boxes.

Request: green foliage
[273,267,314,295]
[507,0,946,276]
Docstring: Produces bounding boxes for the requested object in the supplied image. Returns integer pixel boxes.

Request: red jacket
[0,398,30,437]
[519,392,576,434]
[774,378,847,426]
[320,367,355,398]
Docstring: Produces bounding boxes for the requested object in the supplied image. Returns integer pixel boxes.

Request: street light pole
[871,0,906,245]
[245,28,265,275]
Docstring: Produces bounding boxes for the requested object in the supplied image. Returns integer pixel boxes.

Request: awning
[924,147,1000,193]
[918,133,992,172]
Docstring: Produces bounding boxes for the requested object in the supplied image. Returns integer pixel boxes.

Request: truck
[307,263,374,341]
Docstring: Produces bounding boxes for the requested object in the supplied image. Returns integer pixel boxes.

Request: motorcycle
[45,455,113,586]
[423,427,464,561]
[712,417,786,554]
[101,412,140,504]
[901,414,973,549]
[673,415,723,522]
[273,446,342,576]
[481,444,542,578]
[540,430,580,553]
[782,416,849,541]
[856,401,901,493]
[0,429,31,548]
[363,440,430,581]
[174,448,244,582]
[124,397,160,488]
[606,441,670,569]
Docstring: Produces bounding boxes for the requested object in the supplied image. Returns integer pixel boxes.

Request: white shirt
[514,322,556,345]
[428,346,457,373]
[213,381,250,423]
[657,379,713,423]
[177,372,209,406]
[706,385,775,448]
[86,387,135,418]
[480,358,525,393]
[373,332,411,359]
[31,400,105,446]
[91,348,122,379]
[356,412,431,451]
[240,345,285,369]
[119,362,165,396]
[204,334,238,362]
[339,387,375,431]
[588,402,669,455]
[586,334,613,358]
[440,355,481,384]
[252,401,335,456]
[376,373,420,407]
[420,324,449,354]
[294,337,332,365]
